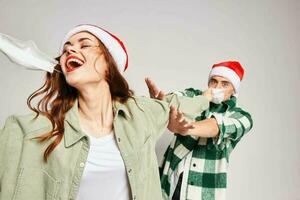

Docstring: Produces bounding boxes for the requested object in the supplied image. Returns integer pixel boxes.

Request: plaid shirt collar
[209,95,237,113]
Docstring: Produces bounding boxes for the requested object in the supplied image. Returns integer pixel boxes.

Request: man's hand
[145,77,166,100]
[167,105,194,135]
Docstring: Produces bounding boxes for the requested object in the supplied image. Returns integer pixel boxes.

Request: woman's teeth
[67,58,84,68]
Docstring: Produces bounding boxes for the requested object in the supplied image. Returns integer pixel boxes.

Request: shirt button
[133,195,136,200]
[117,138,121,142]
[79,162,85,168]
[128,169,132,173]
[193,163,196,167]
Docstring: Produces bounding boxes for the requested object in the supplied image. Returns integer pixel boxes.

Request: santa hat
[59,24,128,72]
[208,61,244,95]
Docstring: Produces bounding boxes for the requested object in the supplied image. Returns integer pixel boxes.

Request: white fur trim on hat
[209,66,241,95]
[59,24,128,72]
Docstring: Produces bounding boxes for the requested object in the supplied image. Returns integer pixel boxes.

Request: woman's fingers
[145,77,166,100]
[145,77,159,98]
[157,90,166,100]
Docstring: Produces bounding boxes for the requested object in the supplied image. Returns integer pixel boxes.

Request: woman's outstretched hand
[145,77,166,100]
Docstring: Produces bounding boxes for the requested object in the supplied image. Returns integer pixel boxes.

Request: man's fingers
[169,105,177,119]
[203,87,213,102]
[180,119,193,128]
[178,127,191,135]
[170,105,176,112]
[180,118,188,125]
[176,112,184,122]
[183,123,194,129]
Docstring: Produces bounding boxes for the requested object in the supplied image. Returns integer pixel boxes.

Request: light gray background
[0,0,299,199]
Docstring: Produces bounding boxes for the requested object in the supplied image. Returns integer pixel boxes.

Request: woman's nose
[66,45,78,54]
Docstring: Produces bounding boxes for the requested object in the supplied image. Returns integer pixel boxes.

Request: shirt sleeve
[211,107,253,152]
[172,88,202,98]
[0,116,15,184]
[146,93,209,141]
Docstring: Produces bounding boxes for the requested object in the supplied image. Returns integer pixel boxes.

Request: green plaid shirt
[160,88,253,200]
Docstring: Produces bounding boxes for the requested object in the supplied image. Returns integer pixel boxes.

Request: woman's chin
[65,75,84,88]
[66,76,102,90]
[64,69,106,89]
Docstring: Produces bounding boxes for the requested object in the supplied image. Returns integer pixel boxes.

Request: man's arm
[145,77,213,135]
[211,108,253,148]
[188,118,219,137]
[166,105,219,137]
[168,105,253,140]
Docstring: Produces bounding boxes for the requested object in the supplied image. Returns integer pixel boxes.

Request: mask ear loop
[52,56,64,74]
[53,68,63,74]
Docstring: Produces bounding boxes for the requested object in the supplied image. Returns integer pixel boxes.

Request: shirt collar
[224,95,237,109]
[112,99,133,120]
[64,99,85,147]
[64,99,131,147]
[210,95,237,112]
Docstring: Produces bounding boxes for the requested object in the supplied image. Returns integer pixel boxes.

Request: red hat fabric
[60,24,128,72]
[209,61,245,95]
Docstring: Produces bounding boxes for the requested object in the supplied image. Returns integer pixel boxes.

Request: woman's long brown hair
[27,38,133,162]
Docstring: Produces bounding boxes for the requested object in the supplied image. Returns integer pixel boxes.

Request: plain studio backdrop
[0,0,299,199]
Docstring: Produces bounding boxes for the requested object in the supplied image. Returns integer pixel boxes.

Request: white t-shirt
[76,130,131,200]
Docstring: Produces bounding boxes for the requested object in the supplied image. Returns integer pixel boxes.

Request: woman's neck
[77,81,114,138]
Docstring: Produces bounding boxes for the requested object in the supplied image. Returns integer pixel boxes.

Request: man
[146,61,253,200]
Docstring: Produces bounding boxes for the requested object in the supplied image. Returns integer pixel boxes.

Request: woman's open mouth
[65,55,85,72]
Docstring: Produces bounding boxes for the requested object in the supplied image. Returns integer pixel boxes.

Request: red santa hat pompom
[60,24,128,72]
[208,61,244,95]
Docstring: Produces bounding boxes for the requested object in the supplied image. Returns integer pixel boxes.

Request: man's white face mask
[211,88,225,104]
[0,33,58,73]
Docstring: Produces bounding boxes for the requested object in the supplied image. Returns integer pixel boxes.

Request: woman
[0,24,209,200]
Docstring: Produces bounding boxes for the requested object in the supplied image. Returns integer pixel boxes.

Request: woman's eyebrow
[64,38,93,46]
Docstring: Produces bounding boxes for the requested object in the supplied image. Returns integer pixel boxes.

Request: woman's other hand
[145,77,166,100]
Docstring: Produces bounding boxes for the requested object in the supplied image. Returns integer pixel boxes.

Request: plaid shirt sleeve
[211,107,253,152]
[172,88,253,150]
